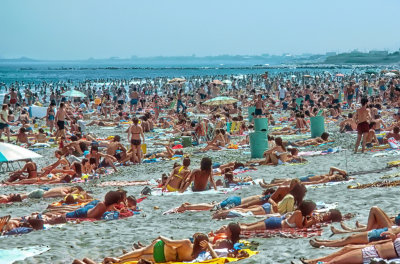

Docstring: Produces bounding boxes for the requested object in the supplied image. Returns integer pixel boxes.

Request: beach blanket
[298,147,341,157]
[152,186,242,196]
[121,249,258,264]
[240,227,323,239]
[97,180,150,187]
[0,246,50,264]
[348,180,400,189]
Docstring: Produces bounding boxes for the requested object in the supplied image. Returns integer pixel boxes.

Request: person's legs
[361,132,368,153]
[305,245,364,264]
[310,232,368,248]
[354,134,362,153]
[366,206,393,230]
[239,220,266,232]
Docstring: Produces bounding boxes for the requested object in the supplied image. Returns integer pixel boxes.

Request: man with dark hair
[180,157,217,192]
[354,97,371,153]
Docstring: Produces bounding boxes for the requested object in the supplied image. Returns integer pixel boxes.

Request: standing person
[55,103,67,141]
[254,94,265,117]
[129,88,139,112]
[46,102,56,134]
[278,85,287,103]
[0,104,11,142]
[176,89,186,114]
[9,88,18,110]
[152,92,160,119]
[127,117,145,164]
[354,97,371,153]
[346,82,355,108]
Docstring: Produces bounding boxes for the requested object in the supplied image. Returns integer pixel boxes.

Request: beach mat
[240,227,323,239]
[0,246,50,264]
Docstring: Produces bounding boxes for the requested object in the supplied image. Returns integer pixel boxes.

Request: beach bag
[102,211,119,220]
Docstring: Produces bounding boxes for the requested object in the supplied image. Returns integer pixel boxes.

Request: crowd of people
[1,69,400,263]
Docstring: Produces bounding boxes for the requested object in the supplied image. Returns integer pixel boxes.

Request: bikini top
[173,166,185,180]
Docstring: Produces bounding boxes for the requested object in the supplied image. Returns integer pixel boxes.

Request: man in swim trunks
[129,88,139,112]
[163,157,191,192]
[180,157,217,192]
[106,135,127,162]
[354,97,371,153]
[55,103,67,141]
[254,94,265,117]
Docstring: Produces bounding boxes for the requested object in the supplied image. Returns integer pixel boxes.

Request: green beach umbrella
[203,96,238,106]
[365,70,378,75]
[61,90,87,98]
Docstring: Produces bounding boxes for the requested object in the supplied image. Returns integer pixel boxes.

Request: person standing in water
[354,97,371,153]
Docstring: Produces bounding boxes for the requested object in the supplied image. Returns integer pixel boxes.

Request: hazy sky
[1,0,399,60]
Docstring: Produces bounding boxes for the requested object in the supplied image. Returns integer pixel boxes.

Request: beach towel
[0,246,50,264]
[97,180,150,187]
[240,227,323,239]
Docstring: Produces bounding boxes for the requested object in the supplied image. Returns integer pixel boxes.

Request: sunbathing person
[215,170,253,187]
[310,226,400,248]
[162,157,191,192]
[291,132,332,147]
[303,230,400,264]
[260,167,348,188]
[200,129,226,151]
[74,233,212,264]
[384,126,400,144]
[148,144,184,159]
[339,113,357,132]
[63,190,124,219]
[6,159,38,182]
[180,157,217,192]
[330,206,399,235]
[212,183,307,219]
[248,137,288,166]
[0,215,45,236]
[238,200,317,231]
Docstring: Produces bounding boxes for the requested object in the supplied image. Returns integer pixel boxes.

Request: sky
[0,0,399,60]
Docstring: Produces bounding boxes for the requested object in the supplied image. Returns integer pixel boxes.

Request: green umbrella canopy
[365,70,378,75]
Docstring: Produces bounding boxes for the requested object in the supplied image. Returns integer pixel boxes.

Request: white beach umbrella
[0,142,42,162]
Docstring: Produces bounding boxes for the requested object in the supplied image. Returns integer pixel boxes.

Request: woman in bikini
[6,159,38,182]
[258,137,288,165]
[128,117,145,164]
[75,233,211,264]
[163,157,191,192]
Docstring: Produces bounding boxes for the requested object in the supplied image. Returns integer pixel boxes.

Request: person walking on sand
[354,97,371,153]
[55,103,67,141]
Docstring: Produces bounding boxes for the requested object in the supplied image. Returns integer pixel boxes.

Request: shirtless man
[384,126,400,143]
[127,117,145,164]
[254,94,265,117]
[87,145,118,172]
[55,103,67,141]
[354,97,371,153]
[180,157,217,192]
[106,135,127,162]
[9,88,18,110]
[130,88,139,112]
[162,157,191,192]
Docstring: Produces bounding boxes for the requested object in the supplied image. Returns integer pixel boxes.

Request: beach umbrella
[291,75,297,78]
[61,90,86,98]
[203,96,238,106]
[0,142,42,163]
[168,78,186,84]
[365,70,378,75]
[212,80,223,85]
[335,73,344,77]
[303,75,311,78]
[385,72,397,77]
[222,80,232,84]
[390,70,399,74]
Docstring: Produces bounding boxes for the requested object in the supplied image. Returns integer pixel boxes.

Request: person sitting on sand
[180,157,217,192]
[260,167,348,188]
[34,128,48,143]
[86,145,118,172]
[291,132,332,147]
[162,157,191,192]
[106,135,127,162]
[14,127,30,145]
[365,122,378,148]
[384,126,400,144]
[6,159,38,182]
[286,148,307,164]
[74,233,213,264]
[200,129,226,151]
[339,113,357,132]
[238,200,318,231]
[303,229,400,264]
[248,137,288,166]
